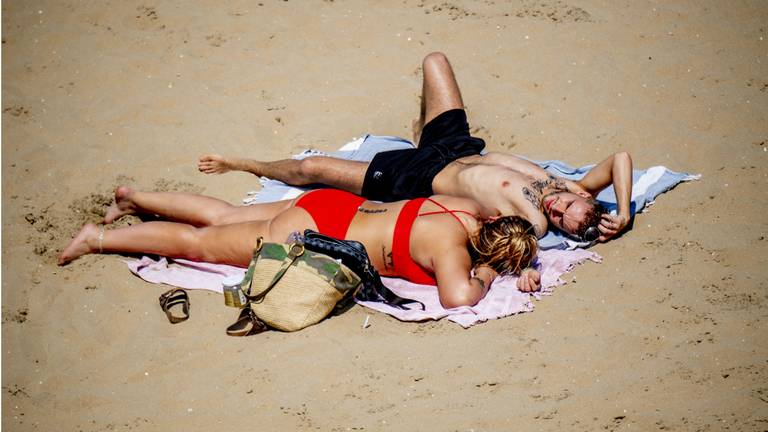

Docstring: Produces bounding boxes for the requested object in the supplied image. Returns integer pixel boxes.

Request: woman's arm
[432,246,494,308]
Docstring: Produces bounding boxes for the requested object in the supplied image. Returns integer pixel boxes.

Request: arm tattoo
[470,276,486,290]
[358,207,388,214]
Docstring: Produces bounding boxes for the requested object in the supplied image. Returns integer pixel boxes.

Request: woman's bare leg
[59,220,269,266]
[61,206,318,266]
[104,186,293,226]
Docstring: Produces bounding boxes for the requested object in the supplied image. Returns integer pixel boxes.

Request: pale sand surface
[3,1,767,430]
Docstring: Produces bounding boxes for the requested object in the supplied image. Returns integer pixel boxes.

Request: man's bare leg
[199,53,464,189]
[198,154,242,174]
[413,52,466,145]
[104,186,293,226]
[198,155,369,195]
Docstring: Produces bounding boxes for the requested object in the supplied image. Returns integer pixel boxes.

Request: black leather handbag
[302,230,424,311]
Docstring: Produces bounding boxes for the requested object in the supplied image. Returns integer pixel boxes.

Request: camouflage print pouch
[226,237,361,334]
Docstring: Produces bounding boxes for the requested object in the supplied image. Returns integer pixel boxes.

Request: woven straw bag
[227,238,361,334]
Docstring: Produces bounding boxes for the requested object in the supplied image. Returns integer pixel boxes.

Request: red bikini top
[391,198,478,286]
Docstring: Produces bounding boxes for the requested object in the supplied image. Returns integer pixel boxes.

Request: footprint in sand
[513,1,593,23]
[3,105,31,119]
[206,33,227,47]
[3,384,30,398]
[127,5,165,31]
[428,2,476,20]
[746,78,768,93]
[5,308,29,324]
[136,5,158,21]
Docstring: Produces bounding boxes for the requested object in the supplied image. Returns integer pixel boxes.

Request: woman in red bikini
[59,186,541,307]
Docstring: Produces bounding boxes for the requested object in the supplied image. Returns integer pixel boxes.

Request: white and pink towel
[358,248,600,327]
[126,248,600,328]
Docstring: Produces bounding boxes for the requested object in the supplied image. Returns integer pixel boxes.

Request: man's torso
[432,152,573,237]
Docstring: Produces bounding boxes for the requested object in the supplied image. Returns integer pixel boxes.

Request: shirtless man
[199,52,633,242]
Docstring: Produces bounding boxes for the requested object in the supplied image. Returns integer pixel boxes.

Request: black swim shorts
[360,109,485,202]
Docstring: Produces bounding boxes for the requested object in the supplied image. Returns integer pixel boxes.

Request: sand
[3,1,767,430]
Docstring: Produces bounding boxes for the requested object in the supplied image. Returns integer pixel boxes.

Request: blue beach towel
[245,135,700,250]
[533,159,700,249]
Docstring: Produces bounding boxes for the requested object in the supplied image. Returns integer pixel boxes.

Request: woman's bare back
[345,195,481,278]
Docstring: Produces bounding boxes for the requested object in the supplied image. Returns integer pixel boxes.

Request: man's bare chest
[495,171,567,211]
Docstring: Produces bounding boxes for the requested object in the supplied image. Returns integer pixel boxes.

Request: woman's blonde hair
[469,215,538,274]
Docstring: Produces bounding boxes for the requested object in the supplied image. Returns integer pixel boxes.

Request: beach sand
[3,1,767,430]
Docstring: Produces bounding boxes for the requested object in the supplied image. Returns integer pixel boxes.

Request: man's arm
[575,152,633,241]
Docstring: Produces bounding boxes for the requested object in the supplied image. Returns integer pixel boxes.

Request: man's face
[542,191,592,235]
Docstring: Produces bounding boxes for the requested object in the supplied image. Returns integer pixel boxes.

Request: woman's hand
[517,268,541,292]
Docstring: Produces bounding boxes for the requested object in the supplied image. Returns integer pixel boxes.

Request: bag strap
[244,243,305,302]
[303,230,425,311]
[226,306,269,336]
[355,275,425,311]
[238,237,264,296]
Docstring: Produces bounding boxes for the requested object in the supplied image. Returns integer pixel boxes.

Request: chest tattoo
[525,175,567,210]
[522,186,543,210]
[531,175,567,194]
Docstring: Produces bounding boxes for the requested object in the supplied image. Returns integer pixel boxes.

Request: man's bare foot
[104,186,137,224]
[198,154,233,174]
[58,223,100,265]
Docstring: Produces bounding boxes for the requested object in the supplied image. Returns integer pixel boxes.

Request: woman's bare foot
[58,223,100,265]
[104,186,137,224]
[198,154,233,174]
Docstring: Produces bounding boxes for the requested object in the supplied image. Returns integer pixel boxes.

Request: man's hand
[597,213,629,242]
[575,151,633,243]
[517,268,541,292]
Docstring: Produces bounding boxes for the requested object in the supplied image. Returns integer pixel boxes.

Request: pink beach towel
[125,249,600,328]
[368,248,600,327]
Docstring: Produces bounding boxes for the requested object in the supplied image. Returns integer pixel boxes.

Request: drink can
[222,274,247,308]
